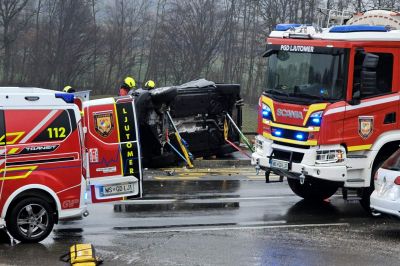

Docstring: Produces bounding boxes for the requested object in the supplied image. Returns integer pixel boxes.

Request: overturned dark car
[131,79,242,167]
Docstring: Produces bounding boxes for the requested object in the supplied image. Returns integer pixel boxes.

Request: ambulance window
[353,52,393,99]
[0,110,4,146]
[33,110,72,142]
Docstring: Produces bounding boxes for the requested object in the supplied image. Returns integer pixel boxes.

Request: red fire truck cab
[0,88,142,242]
[252,11,400,210]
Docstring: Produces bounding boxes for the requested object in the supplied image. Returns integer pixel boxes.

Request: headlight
[262,103,272,120]
[316,149,345,164]
[308,111,323,126]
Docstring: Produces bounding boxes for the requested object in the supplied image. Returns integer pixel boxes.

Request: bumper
[0,218,4,228]
[90,175,140,201]
[59,206,88,220]
[370,191,400,218]
[251,136,347,182]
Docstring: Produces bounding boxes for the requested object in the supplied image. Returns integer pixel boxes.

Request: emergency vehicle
[251,10,400,210]
[0,88,142,242]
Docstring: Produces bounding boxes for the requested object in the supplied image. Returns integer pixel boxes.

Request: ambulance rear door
[83,97,142,203]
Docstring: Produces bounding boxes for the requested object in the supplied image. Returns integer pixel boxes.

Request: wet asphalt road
[1,168,400,266]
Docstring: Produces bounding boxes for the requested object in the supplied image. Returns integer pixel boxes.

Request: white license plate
[271,159,289,170]
[101,183,134,197]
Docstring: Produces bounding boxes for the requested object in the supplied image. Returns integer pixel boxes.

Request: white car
[370,150,400,218]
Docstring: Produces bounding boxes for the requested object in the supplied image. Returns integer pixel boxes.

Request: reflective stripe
[8,148,18,154]
[263,132,318,146]
[264,119,320,132]
[347,144,372,152]
[20,109,58,143]
[325,95,400,116]
[262,96,276,121]
[0,165,37,180]
[302,103,327,126]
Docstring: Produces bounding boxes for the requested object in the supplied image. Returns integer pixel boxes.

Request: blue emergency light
[329,25,389,33]
[295,133,305,141]
[312,117,321,125]
[262,110,270,117]
[262,104,272,120]
[275,24,301,31]
[55,93,75,103]
[273,129,282,137]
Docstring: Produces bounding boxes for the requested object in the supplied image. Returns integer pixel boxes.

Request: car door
[343,47,400,152]
[83,97,142,203]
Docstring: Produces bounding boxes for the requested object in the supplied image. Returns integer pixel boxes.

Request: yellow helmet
[63,85,73,93]
[145,80,156,89]
[124,76,136,88]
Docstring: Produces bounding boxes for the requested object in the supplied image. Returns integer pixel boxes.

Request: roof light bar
[55,93,74,103]
[329,25,389,33]
[275,24,301,31]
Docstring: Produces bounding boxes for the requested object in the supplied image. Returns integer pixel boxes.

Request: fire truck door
[344,47,399,151]
[84,97,142,203]
[0,109,5,196]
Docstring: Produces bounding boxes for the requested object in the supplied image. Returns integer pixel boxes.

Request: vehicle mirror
[349,90,361,105]
[262,49,277,57]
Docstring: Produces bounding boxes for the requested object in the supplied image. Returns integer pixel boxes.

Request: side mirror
[262,49,277,57]
[349,90,361,105]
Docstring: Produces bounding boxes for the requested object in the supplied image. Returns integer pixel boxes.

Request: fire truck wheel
[287,178,339,201]
[6,197,55,243]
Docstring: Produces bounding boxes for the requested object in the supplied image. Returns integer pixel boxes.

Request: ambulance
[251,10,400,210]
[0,88,142,242]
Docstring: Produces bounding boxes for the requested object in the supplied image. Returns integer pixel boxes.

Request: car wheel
[6,197,55,243]
[287,177,339,201]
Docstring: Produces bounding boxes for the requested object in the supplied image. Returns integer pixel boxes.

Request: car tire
[287,177,339,201]
[6,197,55,243]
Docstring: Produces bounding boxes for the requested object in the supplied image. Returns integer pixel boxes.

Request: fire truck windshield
[265,50,348,104]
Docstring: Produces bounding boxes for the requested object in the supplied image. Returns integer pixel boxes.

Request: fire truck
[0,88,142,242]
[251,10,400,210]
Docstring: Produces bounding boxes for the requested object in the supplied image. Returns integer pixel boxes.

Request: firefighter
[63,85,76,93]
[144,80,156,90]
[119,76,136,96]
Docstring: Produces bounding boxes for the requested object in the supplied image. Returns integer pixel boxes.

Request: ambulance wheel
[6,197,55,243]
[287,178,339,201]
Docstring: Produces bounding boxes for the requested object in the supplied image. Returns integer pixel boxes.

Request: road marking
[119,199,177,204]
[118,222,349,234]
[153,176,200,180]
[247,175,266,180]
[151,174,279,180]
[118,195,299,205]
[215,196,296,201]
[178,173,207,177]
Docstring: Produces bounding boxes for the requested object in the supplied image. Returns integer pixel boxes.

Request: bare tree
[0,0,32,83]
